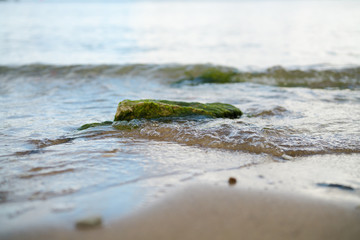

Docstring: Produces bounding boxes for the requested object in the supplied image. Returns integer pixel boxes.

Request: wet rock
[78,121,113,130]
[173,66,242,85]
[228,177,237,186]
[114,99,242,121]
[112,119,143,130]
[75,216,102,230]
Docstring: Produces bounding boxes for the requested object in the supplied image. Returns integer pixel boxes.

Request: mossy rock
[173,67,244,86]
[196,68,239,84]
[114,99,242,121]
[78,121,113,130]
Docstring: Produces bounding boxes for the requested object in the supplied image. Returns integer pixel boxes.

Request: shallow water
[1,63,360,233]
[0,0,360,235]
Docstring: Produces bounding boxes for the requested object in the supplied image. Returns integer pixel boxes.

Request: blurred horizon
[1,0,359,68]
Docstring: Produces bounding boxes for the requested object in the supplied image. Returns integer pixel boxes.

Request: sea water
[0,0,359,234]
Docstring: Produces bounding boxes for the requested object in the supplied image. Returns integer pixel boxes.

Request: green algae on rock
[78,100,242,130]
[173,67,243,86]
[114,99,242,121]
[172,65,360,89]
[75,216,102,230]
[78,121,113,130]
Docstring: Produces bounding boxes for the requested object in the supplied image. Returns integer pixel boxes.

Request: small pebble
[75,216,102,230]
[228,177,237,186]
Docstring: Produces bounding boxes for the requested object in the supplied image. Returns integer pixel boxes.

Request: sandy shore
[5,184,360,240]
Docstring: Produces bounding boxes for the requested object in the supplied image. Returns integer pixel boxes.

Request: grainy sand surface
[5,185,360,240]
[3,154,360,240]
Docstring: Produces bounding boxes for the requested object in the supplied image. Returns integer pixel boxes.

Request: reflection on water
[0,135,269,233]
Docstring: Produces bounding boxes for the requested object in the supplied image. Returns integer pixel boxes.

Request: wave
[1,64,359,89]
[25,118,360,160]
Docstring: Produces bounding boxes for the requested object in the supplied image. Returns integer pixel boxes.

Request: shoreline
[4,184,360,240]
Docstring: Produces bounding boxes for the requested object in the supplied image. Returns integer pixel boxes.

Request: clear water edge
[1,66,359,234]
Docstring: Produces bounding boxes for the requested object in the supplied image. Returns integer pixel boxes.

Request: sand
[3,154,360,240]
[5,184,360,240]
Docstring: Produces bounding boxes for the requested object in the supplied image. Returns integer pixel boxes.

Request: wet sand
[3,154,360,240]
[5,184,360,240]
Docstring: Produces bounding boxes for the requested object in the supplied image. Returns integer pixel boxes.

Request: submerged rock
[176,67,241,85]
[78,121,113,130]
[75,216,102,230]
[114,99,242,121]
[112,119,143,130]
